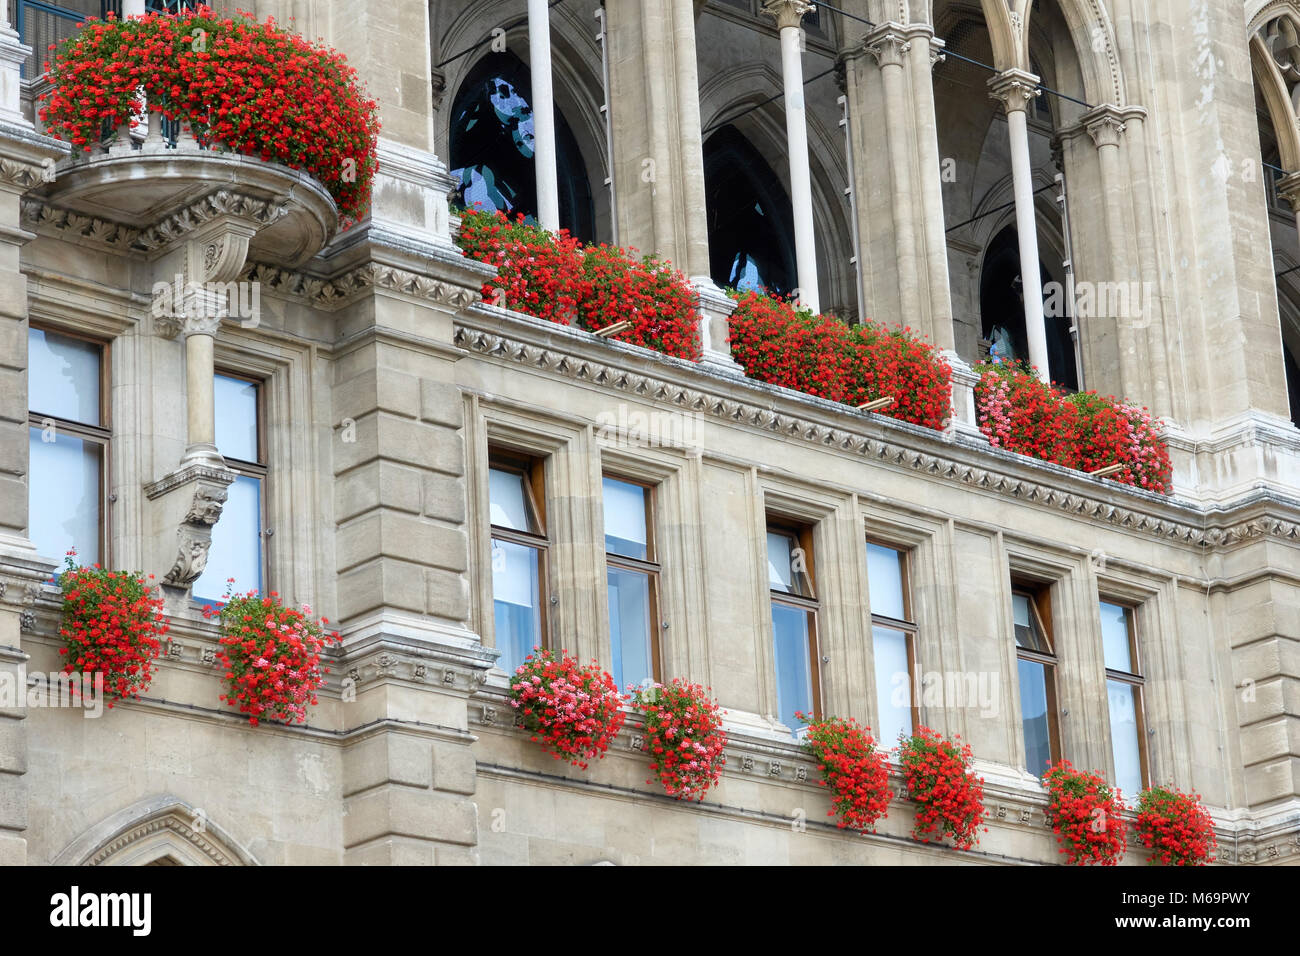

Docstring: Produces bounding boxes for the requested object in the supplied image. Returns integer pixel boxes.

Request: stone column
[989,70,1050,382]
[763,0,820,314]
[865,26,920,328]
[527,0,561,232]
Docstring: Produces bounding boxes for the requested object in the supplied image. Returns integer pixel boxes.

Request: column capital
[761,0,814,31]
[863,24,912,69]
[988,69,1042,114]
[1082,104,1128,149]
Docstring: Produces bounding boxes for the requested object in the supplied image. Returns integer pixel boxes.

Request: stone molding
[51,794,259,866]
[450,314,1300,551]
[240,259,482,312]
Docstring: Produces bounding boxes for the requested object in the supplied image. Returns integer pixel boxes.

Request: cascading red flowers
[56,551,168,706]
[632,679,727,801]
[897,726,987,850]
[39,7,380,218]
[1135,785,1218,866]
[204,585,339,727]
[1042,760,1128,865]
[457,208,701,360]
[797,712,892,832]
[725,289,953,430]
[508,648,626,770]
[975,361,1172,493]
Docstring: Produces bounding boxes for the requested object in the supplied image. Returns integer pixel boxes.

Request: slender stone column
[671,0,710,278]
[866,27,920,327]
[905,25,954,349]
[527,0,561,232]
[763,0,819,314]
[989,70,1049,382]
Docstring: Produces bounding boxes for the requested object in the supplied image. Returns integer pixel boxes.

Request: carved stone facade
[0,0,1298,868]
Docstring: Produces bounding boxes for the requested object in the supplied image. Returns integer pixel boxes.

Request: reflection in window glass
[602,477,648,560]
[214,375,259,462]
[608,566,652,690]
[1099,601,1132,672]
[1108,680,1143,797]
[1017,658,1053,776]
[492,538,542,674]
[489,468,531,531]
[194,474,261,602]
[872,625,912,747]
[28,328,100,426]
[29,427,100,566]
[767,532,797,593]
[771,603,813,732]
[866,543,906,620]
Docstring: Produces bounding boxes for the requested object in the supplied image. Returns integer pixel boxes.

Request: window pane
[1013,593,1049,652]
[194,474,261,602]
[866,543,906,621]
[29,328,100,426]
[29,427,100,566]
[491,538,542,674]
[1017,658,1053,776]
[767,531,796,593]
[488,468,532,531]
[602,477,648,560]
[771,602,813,733]
[608,566,652,690]
[1108,679,1143,798]
[1100,601,1134,673]
[872,625,912,748]
[214,375,259,463]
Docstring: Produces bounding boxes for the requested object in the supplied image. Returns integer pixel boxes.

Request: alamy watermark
[1043,280,1156,326]
[151,273,261,328]
[891,669,1000,719]
[594,403,705,455]
[0,667,104,718]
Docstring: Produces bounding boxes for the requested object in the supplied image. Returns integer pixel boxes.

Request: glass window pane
[603,477,648,560]
[767,531,796,593]
[872,625,913,748]
[491,538,542,674]
[608,566,652,690]
[1013,593,1049,652]
[488,468,532,531]
[1100,601,1134,673]
[1108,679,1143,798]
[194,474,261,602]
[1017,658,1053,776]
[29,427,100,566]
[28,328,100,426]
[866,543,907,621]
[771,602,813,733]
[214,375,259,463]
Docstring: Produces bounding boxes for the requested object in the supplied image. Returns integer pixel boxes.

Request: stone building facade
[0,0,1298,865]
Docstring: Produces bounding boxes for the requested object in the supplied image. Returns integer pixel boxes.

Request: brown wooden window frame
[487,449,551,657]
[766,519,823,724]
[601,473,662,687]
[1012,581,1063,774]
[867,539,921,741]
[27,323,111,567]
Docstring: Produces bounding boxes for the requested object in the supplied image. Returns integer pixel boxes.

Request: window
[766,523,820,733]
[28,326,109,567]
[448,52,595,241]
[1100,601,1148,798]
[488,452,549,674]
[1012,585,1061,776]
[194,374,265,602]
[602,476,660,691]
[867,542,918,748]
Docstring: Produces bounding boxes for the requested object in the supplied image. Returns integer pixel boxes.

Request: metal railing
[14,0,114,78]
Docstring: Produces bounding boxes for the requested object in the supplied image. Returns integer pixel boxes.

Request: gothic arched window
[448,52,595,241]
[703,125,797,298]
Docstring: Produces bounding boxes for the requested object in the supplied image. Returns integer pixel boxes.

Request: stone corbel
[1082,104,1128,150]
[146,468,235,596]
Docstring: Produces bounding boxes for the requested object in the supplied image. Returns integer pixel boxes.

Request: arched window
[703,125,797,298]
[980,226,1078,390]
[448,52,595,241]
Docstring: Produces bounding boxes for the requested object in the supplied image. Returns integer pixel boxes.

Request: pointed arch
[1251,28,1300,172]
[52,795,258,866]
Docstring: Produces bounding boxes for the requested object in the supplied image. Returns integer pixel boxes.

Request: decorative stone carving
[19,609,36,632]
[132,189,287,255]
[161,482,230,589]
[988,69,1042,115]
[761,0,814,32]
[630,735,645,752]
[767,760,782,777]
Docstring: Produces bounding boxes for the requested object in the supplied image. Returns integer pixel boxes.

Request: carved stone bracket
[144,465,235,592]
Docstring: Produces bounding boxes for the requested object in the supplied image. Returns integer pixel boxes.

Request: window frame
[601,473,662,686]
[766,519,822,723]
[1011,582,1063,773]
[487,448,551,656]
[867,538,921,741]
[27,323,111,566]
[1101,599,1150,793]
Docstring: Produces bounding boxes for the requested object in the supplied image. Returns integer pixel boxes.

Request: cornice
[240,258,482,312]
[450,312,1300,551]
